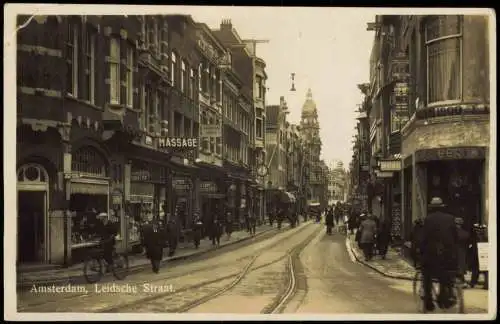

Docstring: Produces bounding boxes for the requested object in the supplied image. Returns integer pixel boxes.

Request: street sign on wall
[200,124,222,137]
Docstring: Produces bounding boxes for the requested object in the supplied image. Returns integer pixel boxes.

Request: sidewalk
[346,231,416,280]
[17,223,284,289]
[345,230,489,285]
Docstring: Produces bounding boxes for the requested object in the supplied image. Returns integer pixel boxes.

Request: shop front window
[70,146,110,249]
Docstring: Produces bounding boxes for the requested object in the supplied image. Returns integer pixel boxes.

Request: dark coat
[421,209,459,272]
[410,222,424,265]
[325,210,334,226]
[377,220,391,247]
[359,218,377,244]
[456,226,469,275]
[142,222,166,261]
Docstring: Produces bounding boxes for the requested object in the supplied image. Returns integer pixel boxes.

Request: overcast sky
[181,6,375,168]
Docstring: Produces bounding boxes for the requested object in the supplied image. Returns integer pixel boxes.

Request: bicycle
[412,268,465,314]
[83,245,129,283]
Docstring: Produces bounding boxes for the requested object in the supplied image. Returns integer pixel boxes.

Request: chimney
[280,96,285,106]
[221,19,232,30]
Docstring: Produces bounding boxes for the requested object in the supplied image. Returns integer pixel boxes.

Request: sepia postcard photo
[3,4,496,321]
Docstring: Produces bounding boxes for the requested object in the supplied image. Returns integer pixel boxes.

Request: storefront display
[69,193,108,248]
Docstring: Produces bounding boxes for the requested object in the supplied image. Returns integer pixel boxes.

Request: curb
[17,225,285,289]
[346,236,415,281]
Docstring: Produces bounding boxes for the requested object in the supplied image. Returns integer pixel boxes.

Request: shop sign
[379,159,401,172]
[173,178,191,192]
[477,242,488,271]
[200,124,222,138]
[200,181,218,193]
[158,137,198,149]
[415,147,486,162]
[391,53,410,81]
[375,170,394,178]
[131,169,152,181]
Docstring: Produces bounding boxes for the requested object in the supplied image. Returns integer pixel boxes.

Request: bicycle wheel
[413,271,425,313]
[84,256,103,283]
[112,252,129,280]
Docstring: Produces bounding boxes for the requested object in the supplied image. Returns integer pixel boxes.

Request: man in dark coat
[141,219,167,273]
[410,218,424,268]
[454,217,469,287]
[96,213,118,271]
[211,215,223,247]
[166,216,179,257]
[377,219,392,259]
[420,197,459,312]
[325,207,334,235]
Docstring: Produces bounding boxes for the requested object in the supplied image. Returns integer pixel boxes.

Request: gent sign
[158,137,198,149]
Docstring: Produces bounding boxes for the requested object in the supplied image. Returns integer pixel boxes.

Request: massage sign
[158,137,198,150]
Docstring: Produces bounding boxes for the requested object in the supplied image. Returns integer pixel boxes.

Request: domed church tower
[299,89,325,205]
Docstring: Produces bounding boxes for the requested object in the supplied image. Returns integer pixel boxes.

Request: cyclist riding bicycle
[419,197,460,312]
[96,212,119,270]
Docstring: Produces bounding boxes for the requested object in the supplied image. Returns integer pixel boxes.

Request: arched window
[17,164,49,183]
[72,146,107,177]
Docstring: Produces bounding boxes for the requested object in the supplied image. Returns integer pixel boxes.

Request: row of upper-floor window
[222,91,252,135]
[224,142,249,165]
[376,16,488,135]
[64,22,249,111]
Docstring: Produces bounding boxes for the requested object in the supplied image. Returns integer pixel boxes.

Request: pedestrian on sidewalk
[192,212,203,249]
[410,218,424,268]
[454,217,469,288]
[141,219,166,274]
[166,215,179,257]
[211,216,223,247]
[248,210,257,236]
[359,213,377,261]
[224,211,233,241]
[325,207,334,235]
[377,219,392,259]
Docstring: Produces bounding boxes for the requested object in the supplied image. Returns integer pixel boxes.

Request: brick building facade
[15,15,267,265]
[365,15,491,245]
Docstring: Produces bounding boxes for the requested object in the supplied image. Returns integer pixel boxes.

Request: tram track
[105,223,321,314]
[19,222,314,312]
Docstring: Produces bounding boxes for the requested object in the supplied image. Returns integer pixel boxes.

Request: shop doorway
[427,159,483,232]
[17,164,49,263]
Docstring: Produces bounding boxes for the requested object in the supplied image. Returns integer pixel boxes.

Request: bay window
[126,47,134,108]
[109,38,121,105]
[83,27,95,103]
[425,15,462,104]
[66,22,78,96]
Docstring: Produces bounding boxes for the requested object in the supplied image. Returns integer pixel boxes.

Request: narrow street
[18,222,487,315]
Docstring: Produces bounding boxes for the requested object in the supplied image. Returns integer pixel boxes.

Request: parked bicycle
[83,246,129,283]
[412,268,465,313]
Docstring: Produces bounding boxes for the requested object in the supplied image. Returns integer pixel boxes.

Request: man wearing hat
[420,197,459,312]
[96,212,118,271]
